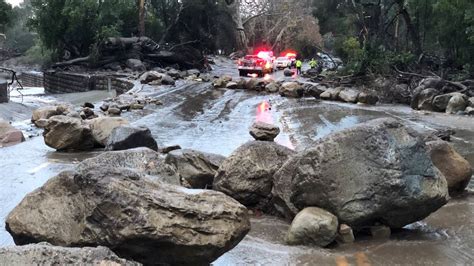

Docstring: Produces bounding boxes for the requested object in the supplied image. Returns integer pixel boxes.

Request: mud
[0,62,473,264]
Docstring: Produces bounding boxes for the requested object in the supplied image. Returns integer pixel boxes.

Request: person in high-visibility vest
[296,59,303,75]
[309,58,318,69]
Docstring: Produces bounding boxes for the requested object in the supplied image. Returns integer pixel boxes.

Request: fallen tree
[53,37,205,70]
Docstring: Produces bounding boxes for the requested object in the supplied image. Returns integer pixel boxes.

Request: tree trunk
[224,0,248,52]
[138,0,146,37]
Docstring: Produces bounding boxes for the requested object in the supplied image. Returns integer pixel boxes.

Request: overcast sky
[7,0,23,6]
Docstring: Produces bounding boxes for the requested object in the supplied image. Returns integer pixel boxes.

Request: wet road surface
[0,67,473,264]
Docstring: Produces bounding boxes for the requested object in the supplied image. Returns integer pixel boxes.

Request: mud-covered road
[0,60,473,265]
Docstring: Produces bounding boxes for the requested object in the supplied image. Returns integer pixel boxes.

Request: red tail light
[238,59,242,66]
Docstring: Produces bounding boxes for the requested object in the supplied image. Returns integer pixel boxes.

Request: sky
[6,0,23,6]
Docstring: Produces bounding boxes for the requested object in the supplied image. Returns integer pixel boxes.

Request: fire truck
[237,51,275,77]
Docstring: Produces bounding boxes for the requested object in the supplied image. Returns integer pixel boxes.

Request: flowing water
[0,69,473,265]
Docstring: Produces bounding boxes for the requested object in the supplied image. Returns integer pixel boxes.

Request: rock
[370,225,391,240]
[31,106,61,127]
[6,167,250,265]
[88,117,129,146]
[100,103,109,112]
[286,207,338,247]
[358,92,379,105]
[167,68,181,79]
[80,107,95,120]
[165,149,226,189]
[213,76,232,88]
[0,119,25,147]
[284,68,294,77]
[423,128,456,142]
[320,87,342,101]
[214,141,295,209]
[466,107,474,116]
[43,116,94,151]
[187,69,201,76]
[160,145,182,154]
[338,88,360,103]
[433,92,464,112]
[82,102,94,109]
[272,118,449,229]
[446,94,467,114]
[410,85,426,109]
[0,243,140,266]
[417,88,440,111]
[265,82,280,93]
[337,224,355,244]
[226,82,238,90]
[236,78,246,90]
[34,119,49,128]
[139,71,175,85]
[249,122,280,141]
[420,77,446,90]
[126,58,146,72]
[304,68,320,77]
[389,84,411,104]
[161,74,176,85]
[279,82,304,98]
[426,140,472,194]
[108,107,122,116]
[468,97,474,108]
[130,103,145,110]
[78,148,179,185]
[105,126,158,152]
[245,78,265,91]
[303,84,325,98]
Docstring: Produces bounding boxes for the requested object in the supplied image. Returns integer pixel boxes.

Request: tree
[0,0,12,33]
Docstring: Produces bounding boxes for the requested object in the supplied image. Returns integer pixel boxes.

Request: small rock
[130,103,145,110]
[337,224,355,244]
[370,225,391,240]
[249,122,280,141]
[105,125,158,151]
[466,107,474,116]
[286,207,339,247]
[468,97,474,108]
[80,107,95,120]
[226,82,238,90]
[82,102,94,109]
[108,107,122,116]
[0,119,25,147]
[167,68,181,79]
[160,145,182,154]
[100,103,109,112]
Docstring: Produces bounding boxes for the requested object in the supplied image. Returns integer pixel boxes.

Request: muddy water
[0,80,473,265]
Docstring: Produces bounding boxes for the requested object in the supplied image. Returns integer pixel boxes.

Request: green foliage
[0,0,12,32]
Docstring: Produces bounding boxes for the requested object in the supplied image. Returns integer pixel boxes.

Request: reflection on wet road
[0,80,473,264]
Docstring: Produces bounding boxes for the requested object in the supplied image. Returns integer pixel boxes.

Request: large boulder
[279,82,304,98]
[416,88,439,111]
[286,207,338,247]
[320,87,342,101]
[214,141,295,209]
[433,92,464,112]
[43,115,94,151]
[77,148,180,185]
[265,82,280,93]
[139,71,175,85]
[88,117,129,146]
[358,92,379,105]
[284,68,294,77]
[0,120,24,147]
[0,243,139,266]
[31,105,68,128]
[126,59,146,72]
[388,84,411,104]
[6,167,250,265]
[446,94,467,114]
[338,88,360,103]
[426,140,472,194]
[165,149,226,189]
[105,125,158,151]
[249,122,280,141]
[272,118,449,229]
[213,75,232,88]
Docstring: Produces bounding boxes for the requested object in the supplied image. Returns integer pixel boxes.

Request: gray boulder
[249,122,280,141]
[43,115,94,151]
[31,105,69,128]
[265,82,280,93]
[416,88,440,111]
[468,97,474,108]
[165,149,226,189]
[284,68,294,77]
[0,243,139,266]
[214,141,295,209]
[77,148,180,185]
[433,92,464,112]
[272,118,449,229]
[320,87,342,101]
[338,88,360,103]
[6,167,250,265]
[286,207,338,247]
[446,94,467,114]
[105,125,158,151]
[358,92,379,105]
[279,82,304,98]
[126,59,146,72]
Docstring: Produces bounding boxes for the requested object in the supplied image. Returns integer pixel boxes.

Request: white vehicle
[275,56,291,69]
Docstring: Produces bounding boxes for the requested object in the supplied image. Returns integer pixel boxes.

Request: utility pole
[139,0,145,37]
